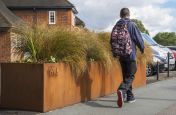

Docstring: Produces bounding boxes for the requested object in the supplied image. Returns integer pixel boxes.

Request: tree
[153,32,176,46]
[131,19,150,35]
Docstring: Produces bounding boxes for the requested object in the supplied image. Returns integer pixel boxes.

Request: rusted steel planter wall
[0,61,146,112]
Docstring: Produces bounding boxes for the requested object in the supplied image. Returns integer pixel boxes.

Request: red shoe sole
[117,90,123,108]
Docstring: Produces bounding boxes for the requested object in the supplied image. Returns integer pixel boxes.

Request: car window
[141,34,158,46]
[169,47,176,51]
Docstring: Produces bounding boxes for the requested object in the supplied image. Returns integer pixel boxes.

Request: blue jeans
[118,60,137,99]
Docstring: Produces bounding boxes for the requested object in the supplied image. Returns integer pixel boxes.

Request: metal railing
[156,61,159,80]
[167,52,170,77]
[156,52,170,81]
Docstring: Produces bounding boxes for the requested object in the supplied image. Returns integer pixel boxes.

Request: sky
[70,0,176,37]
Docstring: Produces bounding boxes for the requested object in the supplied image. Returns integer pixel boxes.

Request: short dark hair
[120,8,130,18]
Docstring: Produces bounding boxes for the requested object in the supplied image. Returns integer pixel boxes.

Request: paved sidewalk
[1,78,176,115]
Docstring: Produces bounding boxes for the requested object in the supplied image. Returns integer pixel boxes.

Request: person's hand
[141,49,144,54]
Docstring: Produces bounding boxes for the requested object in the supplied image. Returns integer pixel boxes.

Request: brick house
[0,0,24,62]
[0,0,84,62]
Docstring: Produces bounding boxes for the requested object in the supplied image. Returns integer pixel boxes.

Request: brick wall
[10,32,23,62]
[12,9,73,27]
[0,31,11,62]
[0,9,73,62]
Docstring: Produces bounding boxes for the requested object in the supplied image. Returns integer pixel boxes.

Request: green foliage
[153,32,176,46]
[131,19,150,35]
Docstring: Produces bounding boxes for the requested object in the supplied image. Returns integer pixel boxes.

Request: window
[49,11,56,24]
[142,33,158,46]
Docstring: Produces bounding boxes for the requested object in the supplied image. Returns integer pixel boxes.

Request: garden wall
[0,61,146,112]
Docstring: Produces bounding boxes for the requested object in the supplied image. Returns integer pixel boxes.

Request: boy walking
[110,8,144,108]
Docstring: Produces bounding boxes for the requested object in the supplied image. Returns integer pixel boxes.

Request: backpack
[110,21,132,58]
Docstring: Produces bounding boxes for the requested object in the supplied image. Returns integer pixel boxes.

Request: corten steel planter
[0,61,146,112]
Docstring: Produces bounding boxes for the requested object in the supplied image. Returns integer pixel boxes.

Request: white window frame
[49,11,56,25]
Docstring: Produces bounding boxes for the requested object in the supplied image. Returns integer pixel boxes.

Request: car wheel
[146,64,153,77]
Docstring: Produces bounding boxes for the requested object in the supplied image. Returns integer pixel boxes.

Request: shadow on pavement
[84,101,118,109]
[97,99,116,102]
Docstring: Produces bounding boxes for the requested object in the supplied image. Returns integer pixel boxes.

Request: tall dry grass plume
[14,25,152,77]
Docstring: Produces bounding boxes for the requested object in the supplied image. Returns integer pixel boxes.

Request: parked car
[141,33,175,71]
[166,46,176,69]
[141,34,166,76]
[166,46,176,51]
[146,55,166,77]
[158,45,175,70]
